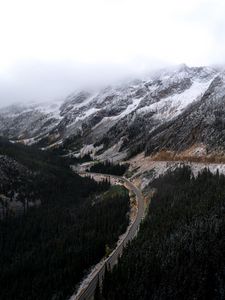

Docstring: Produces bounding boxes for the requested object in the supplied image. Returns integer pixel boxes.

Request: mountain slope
[0,137,131,300]
[145,74,225,158]
[0,64,224,161]
[0,137,99,217]
[0,101,63,144]
[101,167,225,300]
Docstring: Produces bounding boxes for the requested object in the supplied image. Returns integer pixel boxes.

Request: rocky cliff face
[0,101,62,144]
[145,73,225,157]
[0,64,224,161]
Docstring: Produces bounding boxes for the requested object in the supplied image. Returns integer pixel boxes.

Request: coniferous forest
[89,161,129,176]
[101,167,225,300]
[0,138,130,300]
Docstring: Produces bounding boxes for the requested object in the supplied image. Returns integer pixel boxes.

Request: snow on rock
[96,139,128,162]
[79,144,103,158]
[0,64,223,160]
[75,107,100,122]
[137,75,216,122]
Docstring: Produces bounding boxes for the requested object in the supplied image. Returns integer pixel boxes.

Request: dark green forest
[0,138,130,300]
[101,167,225,300]
[0,137,105,213]
[89,161,129,176]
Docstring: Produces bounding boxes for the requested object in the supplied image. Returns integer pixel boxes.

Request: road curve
[72,173,145,300]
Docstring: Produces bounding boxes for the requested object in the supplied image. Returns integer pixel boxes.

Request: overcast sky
[0,0,225,106]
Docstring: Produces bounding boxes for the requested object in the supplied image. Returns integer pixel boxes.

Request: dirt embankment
[152,150,225,164]
[125,145,225,191]
[129,144,225,167]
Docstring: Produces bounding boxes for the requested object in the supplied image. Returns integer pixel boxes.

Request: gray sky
[0,0,225,106]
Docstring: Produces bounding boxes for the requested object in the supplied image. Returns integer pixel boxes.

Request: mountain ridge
[0,64,224,161]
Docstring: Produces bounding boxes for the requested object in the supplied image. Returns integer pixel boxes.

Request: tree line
[89,161,129,176]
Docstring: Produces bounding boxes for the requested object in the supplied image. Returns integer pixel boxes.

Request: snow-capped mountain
[0,100,63,144]
[0,64,224,161]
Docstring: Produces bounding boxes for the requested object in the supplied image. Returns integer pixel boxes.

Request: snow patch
[137,77,215,122]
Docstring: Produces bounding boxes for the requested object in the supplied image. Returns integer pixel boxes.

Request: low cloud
[0,59,166,107]
[0,0,225,107]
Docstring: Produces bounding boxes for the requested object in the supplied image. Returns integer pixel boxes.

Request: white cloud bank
[0,0,225,106]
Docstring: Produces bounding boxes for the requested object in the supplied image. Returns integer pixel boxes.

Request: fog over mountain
[0,0,225,107]
[0,59,167,107]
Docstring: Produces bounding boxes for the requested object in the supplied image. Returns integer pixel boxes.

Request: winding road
[71,173,145,300]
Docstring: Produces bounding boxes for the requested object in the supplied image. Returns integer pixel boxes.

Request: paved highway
[72,173,145,300]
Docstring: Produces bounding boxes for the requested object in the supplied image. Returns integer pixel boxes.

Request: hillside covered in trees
[0,138,130,300]
[0,136,103,217]
[89,161,129,176]
[101,167,225,300]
